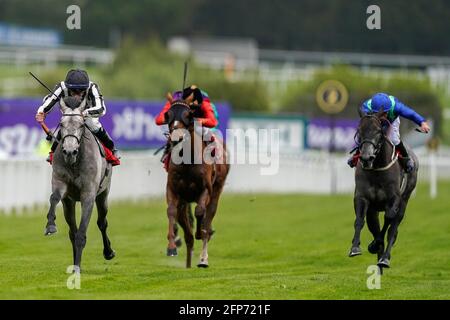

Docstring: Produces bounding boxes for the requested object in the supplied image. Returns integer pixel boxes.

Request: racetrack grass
[0,183,449,300]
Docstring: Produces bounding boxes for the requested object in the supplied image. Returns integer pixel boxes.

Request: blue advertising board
[0,98,230,158]
[0,23,61,47]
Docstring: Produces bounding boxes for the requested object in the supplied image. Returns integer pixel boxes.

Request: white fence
[0,45,114,66]
[1,151,450,214]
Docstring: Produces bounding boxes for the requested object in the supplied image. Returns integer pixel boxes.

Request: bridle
[357,114,387,157]
[60,113,86,145]
[357,114,399,171]
[167,102,193,133]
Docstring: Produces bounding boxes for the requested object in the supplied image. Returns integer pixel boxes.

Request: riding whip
[29,72,60,99]
[29,72,59,141]
[182,61,188,92]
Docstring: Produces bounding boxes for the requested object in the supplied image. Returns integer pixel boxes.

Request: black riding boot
[95,128,121,159]
[396,141,414,173]
[46,131,61,162]
[51,131,61,152]
[161,139,171,163]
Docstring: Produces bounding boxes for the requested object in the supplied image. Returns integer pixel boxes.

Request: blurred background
[1,0,450,212]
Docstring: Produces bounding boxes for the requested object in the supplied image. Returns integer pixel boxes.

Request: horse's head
[59,96,87,165]
[357,109,389,169]
[164,92,200,143]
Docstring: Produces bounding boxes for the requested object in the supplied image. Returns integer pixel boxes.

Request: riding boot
[396,140,414,173]
[160,139,171,164]
[95,128,121,159]
[47,131,61,163]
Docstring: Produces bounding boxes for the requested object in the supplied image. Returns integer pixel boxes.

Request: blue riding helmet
[365,92,397,120]
[65,69,90,90]
[369,93,394,113]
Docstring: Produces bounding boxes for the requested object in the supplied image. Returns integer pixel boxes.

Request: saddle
[47,136,120,166]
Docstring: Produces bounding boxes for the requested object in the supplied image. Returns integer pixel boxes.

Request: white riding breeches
[388,118,401,146]
[84,117,103,133]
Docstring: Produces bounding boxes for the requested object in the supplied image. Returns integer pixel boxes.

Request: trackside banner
[0,98,230,158]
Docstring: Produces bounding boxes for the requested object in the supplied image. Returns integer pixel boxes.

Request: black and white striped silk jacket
[37,81,106,118]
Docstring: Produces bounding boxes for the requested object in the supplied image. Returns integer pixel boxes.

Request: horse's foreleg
[367,209,384,255]
[45,181,67,235]
[62,198,77,265]
[166,187,179,256]
[73,193,95,272]
[196,189,210,268]
[349,197,368,257]
[96,191,115,261]
[378,201,406,268]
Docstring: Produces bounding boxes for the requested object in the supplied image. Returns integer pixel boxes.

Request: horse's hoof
[348,246,362,257]
[167,248,178,257]
[377,258,390,268]
[175,236,182,248]
[197,260,209,268]
[73,265,81,274]
[44,225,57,236]
[368,240,382,254]
[195,232,202,240]
[103,249,116,260]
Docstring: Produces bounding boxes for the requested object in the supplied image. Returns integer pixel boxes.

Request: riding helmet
[371,93,392,113]
[65,69,90,90]
[182,85,203,104]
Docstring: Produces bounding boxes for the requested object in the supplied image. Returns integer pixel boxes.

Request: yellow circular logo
[316,80,349,114]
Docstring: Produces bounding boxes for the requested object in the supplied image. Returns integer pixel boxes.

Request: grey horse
[45,96,115,273]
[349,110,418,272]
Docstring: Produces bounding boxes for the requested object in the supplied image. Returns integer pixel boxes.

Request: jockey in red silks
[155,85,220,170]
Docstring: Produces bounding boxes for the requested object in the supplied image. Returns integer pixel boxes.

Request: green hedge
[280,65,443,135]
[100,38,270,112]
[26,38,270,112]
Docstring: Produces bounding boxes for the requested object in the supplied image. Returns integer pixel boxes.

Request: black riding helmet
[182,85,203,105]
[65,69,90,90]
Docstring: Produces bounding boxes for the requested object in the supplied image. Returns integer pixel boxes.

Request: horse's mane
[359,113,391,134]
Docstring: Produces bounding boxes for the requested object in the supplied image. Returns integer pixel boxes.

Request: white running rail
[1,151,450,214]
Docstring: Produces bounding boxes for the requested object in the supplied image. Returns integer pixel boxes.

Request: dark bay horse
[349,109,418,271]
[45,96,115,273]
[163,94,229,268]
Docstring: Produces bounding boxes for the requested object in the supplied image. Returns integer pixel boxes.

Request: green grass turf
[0,183,449,299]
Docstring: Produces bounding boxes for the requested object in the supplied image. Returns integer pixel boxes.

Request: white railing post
[429,151,437,199]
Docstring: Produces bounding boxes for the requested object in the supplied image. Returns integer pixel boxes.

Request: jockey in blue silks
[348,93,430,172]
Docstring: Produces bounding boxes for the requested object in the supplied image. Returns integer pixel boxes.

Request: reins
[358,114,398,172]
[60,113,86,145]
